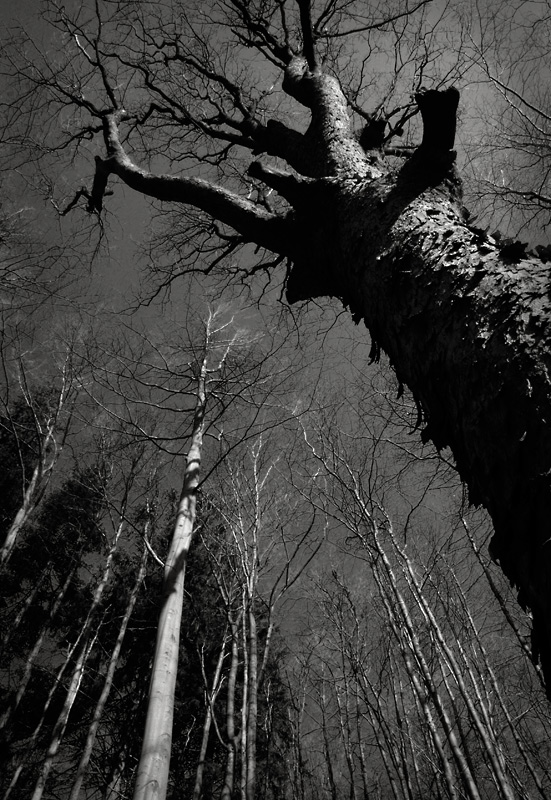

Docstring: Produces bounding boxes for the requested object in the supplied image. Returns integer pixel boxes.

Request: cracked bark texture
[85,53,551,691]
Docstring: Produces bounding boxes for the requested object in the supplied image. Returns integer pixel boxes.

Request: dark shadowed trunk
[297,148,551,689]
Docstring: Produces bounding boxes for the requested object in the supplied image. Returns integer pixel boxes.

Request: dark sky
[1,0,47,31]
[0,0,165,312]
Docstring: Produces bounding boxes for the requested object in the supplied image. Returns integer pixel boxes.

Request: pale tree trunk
[239,605,249,800]
[444,548,547,799]
[192,635,227,800]
[132,351,208,800]
[0,566,76,730]
[1,350,75,567]
[287,684,309,800]
[244,605,258,800]
[68,537,150,800]
[0,464,41,566]
[354,709,371,800]
[4,516,125,800]
[385,524,516,800]
[220,616,241,800]
[356,662,405,800]
[333,684,358,800]
[211,436,317,800]
[374,565,468,800]
[389,670,417,800]
[319,679,338,800]
[30,633,98,800]
[370,536,480,800]
[3,631,83,800]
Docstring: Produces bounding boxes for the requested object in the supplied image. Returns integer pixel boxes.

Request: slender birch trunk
[239,603,249,800]
[445,555,548,798]
[388,527,516,800]
[0,566,76,730]
[1,356,74,567]
[371,545,479,800]
[192,636,227,800]
[132,351,208,800]
[333,685,358,800]
[320,680,338,800]
[3,629,84,800]
[30,633,98,800]
[68,539,149,800]
[221,616,240,800]
[0,464,42,566]
[4,515,125,799]
[244,605,257,800]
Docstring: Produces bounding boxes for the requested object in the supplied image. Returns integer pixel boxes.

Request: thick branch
[415,87,460,152]
[282,56,312,106]
[282,58,375,177]
[247,161,312,205]
[297,0,318,72]
[247,119,315,176]
[90,113,293,255]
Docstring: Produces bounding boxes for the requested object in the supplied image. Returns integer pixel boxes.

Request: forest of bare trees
[1,0,551,798]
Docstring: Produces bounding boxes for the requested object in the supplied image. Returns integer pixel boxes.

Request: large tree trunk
[87,54,551,690]
[309,156,551,689]
[270,83,551,687]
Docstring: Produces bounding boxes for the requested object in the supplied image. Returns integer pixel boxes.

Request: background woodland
[1,1,551,798]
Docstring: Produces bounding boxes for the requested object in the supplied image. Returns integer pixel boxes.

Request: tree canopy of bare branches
[3,0,551,691]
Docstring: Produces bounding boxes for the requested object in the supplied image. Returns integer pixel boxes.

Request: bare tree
[199,432,322,800]
[67,527,150,800]
[4,0,551,688]
[459,0,551,236]
[0,337,81,566]
[288,373,551,799]
[132,308,236,800]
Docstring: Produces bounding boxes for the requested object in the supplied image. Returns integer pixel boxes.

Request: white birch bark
[0,567,75,730]
[68,538,149,800]
[220,617,240,800]
[1,350,75,567]
[192,636,227,800]
[132,350,208,800]
[30,633,98,800]
[0,464,41,566]
[4,514,125,799]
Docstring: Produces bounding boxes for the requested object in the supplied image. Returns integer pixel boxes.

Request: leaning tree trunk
[332,158,551,689]
[280,90,551,692]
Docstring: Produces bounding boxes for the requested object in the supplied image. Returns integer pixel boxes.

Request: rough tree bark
[57,10,551,690]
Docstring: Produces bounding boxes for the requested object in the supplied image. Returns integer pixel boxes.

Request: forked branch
[85,112,294,255]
